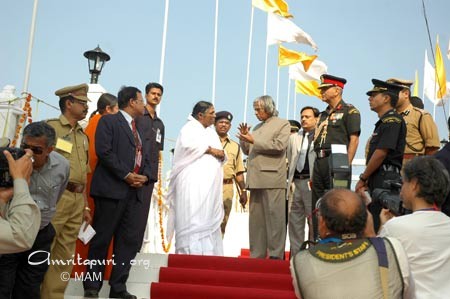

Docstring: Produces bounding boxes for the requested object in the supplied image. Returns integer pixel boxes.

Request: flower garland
[157,151,172,253]
[11,93,33,147]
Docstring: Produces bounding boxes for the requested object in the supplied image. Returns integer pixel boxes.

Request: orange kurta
[72,113,114,279]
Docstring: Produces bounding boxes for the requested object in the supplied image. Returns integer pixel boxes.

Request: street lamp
[83,45,110,84]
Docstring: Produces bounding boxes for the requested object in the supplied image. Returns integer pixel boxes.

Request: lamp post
[83,45,110,84]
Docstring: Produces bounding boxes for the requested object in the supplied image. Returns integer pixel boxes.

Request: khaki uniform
[221,137,245,234]
[399,104,440,163]
[41,115,89,298]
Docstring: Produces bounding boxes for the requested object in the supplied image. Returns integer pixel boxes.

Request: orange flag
[278,45,317,71]
[252,0,293,18]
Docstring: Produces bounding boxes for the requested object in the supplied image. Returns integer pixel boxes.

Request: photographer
[291,189,414,299]
[0,122,69,298]
[0,148,40,254]
[379,156,450,298]
[355,79,406,231]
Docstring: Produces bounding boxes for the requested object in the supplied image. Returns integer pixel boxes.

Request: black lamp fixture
[83,45,110,84]
[440,138,448,148]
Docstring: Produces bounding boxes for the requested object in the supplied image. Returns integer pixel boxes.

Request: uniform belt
[66,181,85,193]
[381,164,400,173]
[315,149,331,159]
[223,178,234,184]
[294,174,310,180]
[403,153,423,159]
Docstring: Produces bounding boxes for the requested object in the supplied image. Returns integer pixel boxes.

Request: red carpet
[239,248,291,260]
[151,253,297,299]
[151,282,297,299]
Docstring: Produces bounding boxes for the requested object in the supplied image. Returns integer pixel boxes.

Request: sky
[2,0,450,173]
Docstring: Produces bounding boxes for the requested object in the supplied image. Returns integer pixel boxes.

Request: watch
[359,174,368,182]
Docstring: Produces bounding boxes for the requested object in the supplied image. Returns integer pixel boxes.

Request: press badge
[56,138,73,154]
[156,128,162,143]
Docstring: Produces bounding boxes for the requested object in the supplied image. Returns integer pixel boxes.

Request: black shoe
[108,290,137,299]
[83,289,99,298]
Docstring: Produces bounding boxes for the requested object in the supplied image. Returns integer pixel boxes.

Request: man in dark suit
[83,86,150,299]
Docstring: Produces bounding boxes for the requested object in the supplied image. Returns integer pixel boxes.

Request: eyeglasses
[21,143,44,154]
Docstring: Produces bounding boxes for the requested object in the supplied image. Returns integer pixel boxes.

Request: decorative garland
[11,93,33,147]
[157,151,171,253]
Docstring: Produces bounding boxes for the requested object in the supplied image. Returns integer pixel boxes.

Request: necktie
[131,120,142,173]
[296,132,309,173]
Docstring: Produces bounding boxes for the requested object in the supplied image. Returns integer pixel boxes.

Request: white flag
[447,39,450,60]
[289,59,327,98]
[267,13,318,51]
[288,59,327,81]
[423,50,449,106]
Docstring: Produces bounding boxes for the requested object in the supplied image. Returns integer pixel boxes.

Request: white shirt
[379,211,450,298]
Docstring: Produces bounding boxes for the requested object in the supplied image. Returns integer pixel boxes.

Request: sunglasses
[21,143,44,154]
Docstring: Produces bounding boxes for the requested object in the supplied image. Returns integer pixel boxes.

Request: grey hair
[254,95,278,117]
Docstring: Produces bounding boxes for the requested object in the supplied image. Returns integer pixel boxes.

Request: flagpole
[286,78,291,119]
[23,0,39,94]
[433,103,436,121]
[263,44,269,94]
[422,50,427,109]
[157,0,170,115]
[293,90,297,118]
[276,66,280,107]
[244,7,254,123]
[263,14,269,94]
[211,0,219,104]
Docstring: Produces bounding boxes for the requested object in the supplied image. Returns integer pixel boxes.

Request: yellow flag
[413,70,419,97]
[435,39,447,99]
[252,0,293,18]
[295,80,321,98]
[278,45,317,71]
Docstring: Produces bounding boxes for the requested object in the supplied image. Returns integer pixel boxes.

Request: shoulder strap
[369,237,389,299]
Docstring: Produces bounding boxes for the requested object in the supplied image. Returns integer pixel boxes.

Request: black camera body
[372,180,411,216]
[0,147,26,187]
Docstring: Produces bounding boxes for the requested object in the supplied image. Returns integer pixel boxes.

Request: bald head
[319,189,367,236]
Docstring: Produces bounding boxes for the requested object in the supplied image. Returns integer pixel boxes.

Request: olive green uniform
[312,100,360,239]
[41,115,89,298]
[221,137,245,234]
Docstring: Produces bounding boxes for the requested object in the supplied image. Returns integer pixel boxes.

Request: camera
[0,147,26,187]
[372,180,411,216]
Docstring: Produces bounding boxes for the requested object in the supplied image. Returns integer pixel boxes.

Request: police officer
[356,79,406,231]
[41,84,92,298]
[312,74,361,239]
[288,119,301,134]
[386,78,440,164]
[214,111,247,235]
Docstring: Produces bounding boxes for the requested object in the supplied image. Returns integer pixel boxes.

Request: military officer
[312,74,361,240]
[355,79,406,231]
[386,78,440,164]
[41,84,92,298]
[214,111,247,235]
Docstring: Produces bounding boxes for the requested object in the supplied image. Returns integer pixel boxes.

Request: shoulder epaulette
[411,106,426,115]
[348,107,360,114]
[382,116,402,124]
[45,118,59,123]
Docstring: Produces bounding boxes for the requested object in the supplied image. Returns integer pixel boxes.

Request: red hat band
[323,78,345,88]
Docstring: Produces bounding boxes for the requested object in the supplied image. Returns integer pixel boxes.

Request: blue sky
[2,0,450,170]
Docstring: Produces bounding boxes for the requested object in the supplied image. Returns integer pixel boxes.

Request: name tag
[56,138,73,154]
[156,128,162,143]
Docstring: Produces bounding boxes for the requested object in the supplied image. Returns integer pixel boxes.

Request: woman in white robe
[167,101,226,255]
